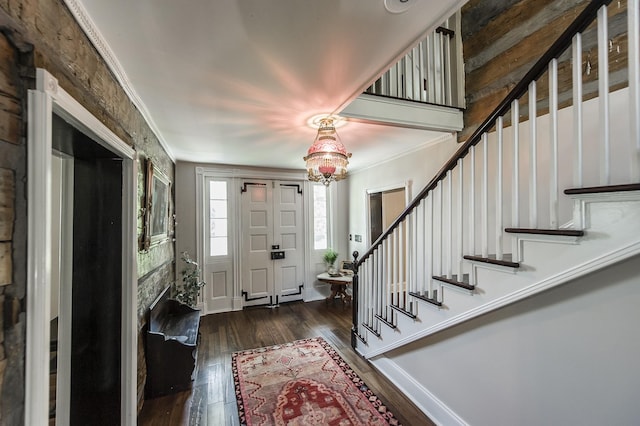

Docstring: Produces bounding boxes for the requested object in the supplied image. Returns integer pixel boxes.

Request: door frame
[365,181,412,245]
[26,68,137,425]
[239,178,306,307]
[194,166,307,313]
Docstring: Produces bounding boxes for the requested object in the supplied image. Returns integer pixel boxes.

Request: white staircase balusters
[394,220,407,306]
[598,5,611,185]
[631,0,640,180]
[482,133,489,258]
[496,116,504,260]
[446,170,453,279]
[572,33,584,189]
[456,158,464,281]
[529,80,538,228]
[512,100,520,257]
[409,208,417,309]
[549,59,559,229]
[375,247,382,329]
[437,181,444,285]
[366,17,461,107]
[383,238,390,319]
[427,193,434,297]
[469,145,476,258]
[444,30,453,105]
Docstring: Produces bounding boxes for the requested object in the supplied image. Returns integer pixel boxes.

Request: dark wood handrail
[357,0,613,266]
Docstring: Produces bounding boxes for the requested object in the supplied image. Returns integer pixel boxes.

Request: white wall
[347,134,459,259]
[376,253,640,425]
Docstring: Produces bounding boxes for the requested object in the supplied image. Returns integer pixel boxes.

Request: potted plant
[175,251,206,308]
[323,248,339,275]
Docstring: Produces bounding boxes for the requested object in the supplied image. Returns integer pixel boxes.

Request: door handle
[271,251,285,260]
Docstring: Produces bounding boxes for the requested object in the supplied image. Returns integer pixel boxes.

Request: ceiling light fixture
[303,117,352,186]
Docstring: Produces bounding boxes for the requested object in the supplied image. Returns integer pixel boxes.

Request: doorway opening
[368,186,407,244]
[49,114,123,424]
[26,69,137,425]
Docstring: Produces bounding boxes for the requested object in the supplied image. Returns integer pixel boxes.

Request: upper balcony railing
[365,12,465,109]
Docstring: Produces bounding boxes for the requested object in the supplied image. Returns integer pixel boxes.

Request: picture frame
[339,260,355,275]
[141,159,170,250]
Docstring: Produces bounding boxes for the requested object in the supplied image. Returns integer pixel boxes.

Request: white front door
[241,180,304,307]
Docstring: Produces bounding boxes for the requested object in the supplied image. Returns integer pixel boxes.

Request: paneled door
[240,180,304,307]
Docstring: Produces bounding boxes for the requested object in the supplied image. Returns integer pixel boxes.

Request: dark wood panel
[460,0,629,142]
[463,0,564,71]
[138,301,435,425]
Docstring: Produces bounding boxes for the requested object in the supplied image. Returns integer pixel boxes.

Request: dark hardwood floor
[138,300,434,425]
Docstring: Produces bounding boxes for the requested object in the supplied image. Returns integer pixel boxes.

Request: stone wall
[0,0,176,421]
[0,29,26,426]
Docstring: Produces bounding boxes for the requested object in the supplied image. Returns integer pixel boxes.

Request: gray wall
[385,254,640,425]
[347,135,459,258]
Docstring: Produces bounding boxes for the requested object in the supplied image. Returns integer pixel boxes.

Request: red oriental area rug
[232,337,401,425]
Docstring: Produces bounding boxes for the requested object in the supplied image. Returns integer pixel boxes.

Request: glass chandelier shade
[303,117,352,186]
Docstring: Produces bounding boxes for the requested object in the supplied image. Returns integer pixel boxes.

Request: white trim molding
[26,69,137,426]
[26,84,53,426]
[62,0,174,162]
[340,93,463,132]
[371,357,469,426]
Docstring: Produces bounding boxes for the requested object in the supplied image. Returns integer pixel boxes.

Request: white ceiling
[72,0,464,171]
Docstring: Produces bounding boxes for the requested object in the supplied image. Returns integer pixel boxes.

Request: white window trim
[27,68,137,426]
[204,177,232,260]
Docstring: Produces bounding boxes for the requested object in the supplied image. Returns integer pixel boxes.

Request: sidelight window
[313,184,328,250]
[209,180,228,256]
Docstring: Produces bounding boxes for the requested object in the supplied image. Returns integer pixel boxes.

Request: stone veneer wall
[0,0,177,421]
[0,30,25,426]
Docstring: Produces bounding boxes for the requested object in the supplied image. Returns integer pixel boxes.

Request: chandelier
[303,117,352,186]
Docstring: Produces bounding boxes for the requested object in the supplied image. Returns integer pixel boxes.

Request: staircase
[351,0,640,397]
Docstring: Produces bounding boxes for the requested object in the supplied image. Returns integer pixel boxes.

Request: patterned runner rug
[232,337,401,425]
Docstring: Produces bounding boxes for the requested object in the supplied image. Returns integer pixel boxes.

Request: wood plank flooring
[138,300,434,425]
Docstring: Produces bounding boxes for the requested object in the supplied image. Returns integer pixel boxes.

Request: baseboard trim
[371,356,468,426]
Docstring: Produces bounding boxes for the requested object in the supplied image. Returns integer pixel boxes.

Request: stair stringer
[355,194,640,359]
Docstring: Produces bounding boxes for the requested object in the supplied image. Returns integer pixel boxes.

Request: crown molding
[63,0,175,162]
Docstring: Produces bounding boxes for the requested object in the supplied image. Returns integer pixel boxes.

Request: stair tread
[504,227,584,237]
[390,304,417,319]
[463,253,520,268]
[564,183,640,195]
[375,314,397,329]
[433,274,474,290]
[362,323,381,337]
[409,290,442,307]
